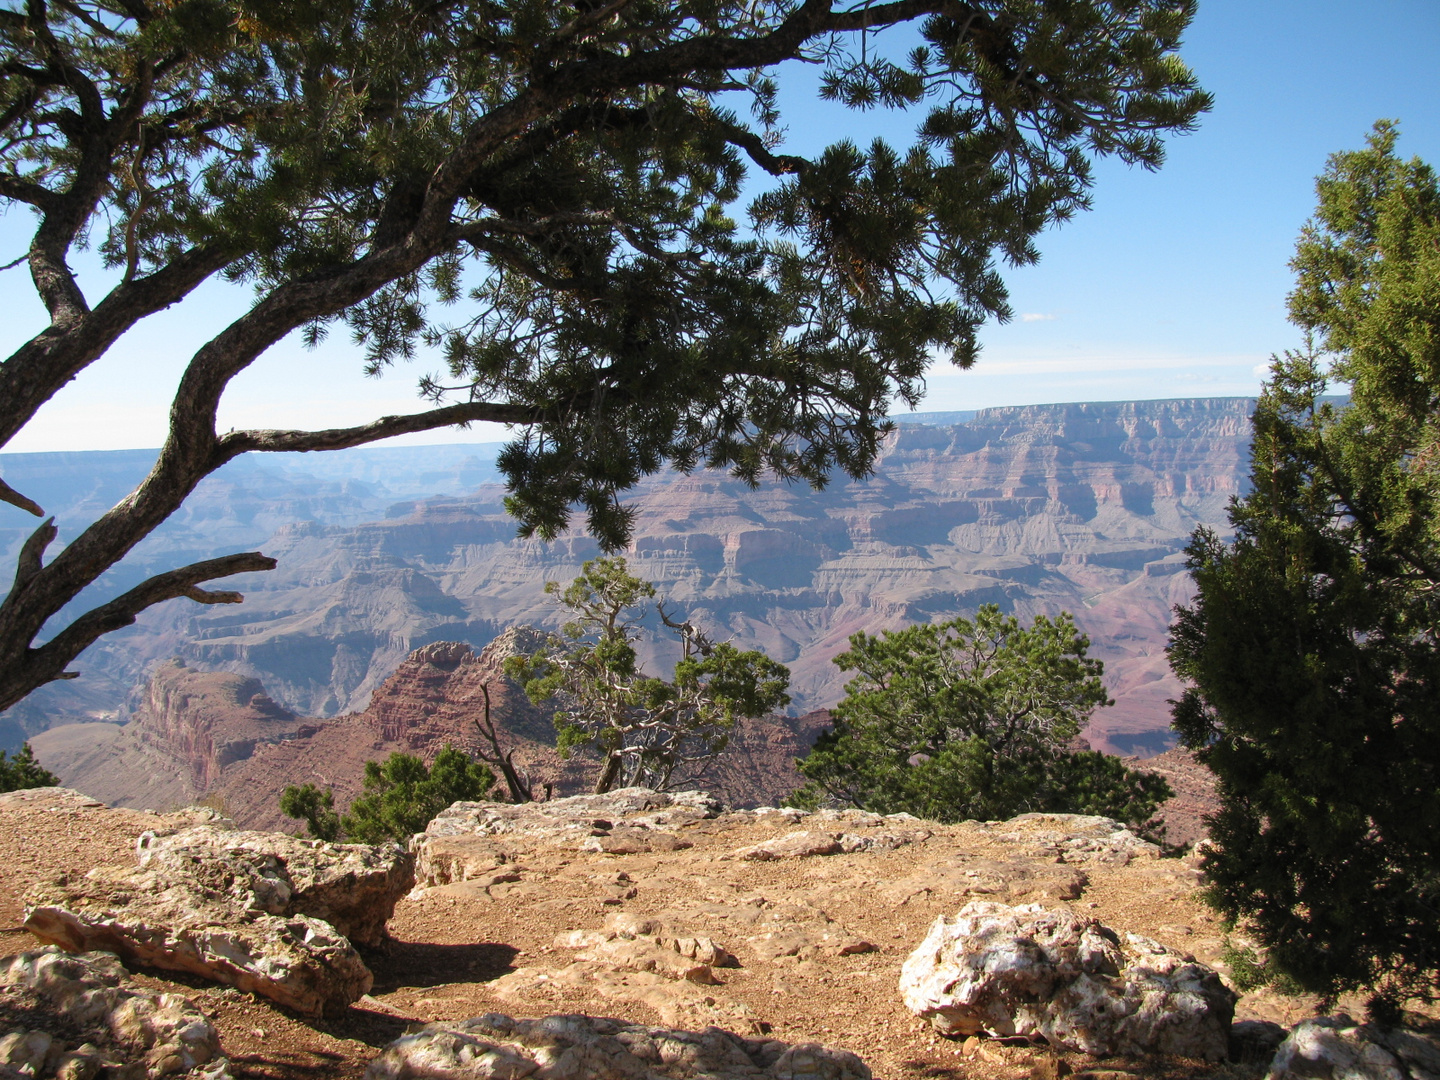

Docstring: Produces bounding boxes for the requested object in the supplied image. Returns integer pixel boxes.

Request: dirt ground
[0,788,1380,1080]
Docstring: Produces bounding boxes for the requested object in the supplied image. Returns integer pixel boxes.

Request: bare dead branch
[0,476,44,517]
[12,517,57,589]
[472,682,535,803]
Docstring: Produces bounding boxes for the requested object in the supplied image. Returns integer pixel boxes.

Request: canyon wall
[8,398,1255,758]
[35,631,827,829]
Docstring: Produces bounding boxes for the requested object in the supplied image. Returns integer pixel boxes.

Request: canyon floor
[0,785,1363,1080]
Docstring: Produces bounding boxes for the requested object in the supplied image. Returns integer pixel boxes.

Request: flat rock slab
[0,946,229,1079]
[982,814,1161,866]
[1268,1016,1440,1080]
[418,790,723,886]
[136,824,414,947]
[24,865,372,1018]
[735,831,843,861]
[900,901,1235,1061]
[363,1012,871,1080]
[878,858,1088,906]
[426,789,724,841]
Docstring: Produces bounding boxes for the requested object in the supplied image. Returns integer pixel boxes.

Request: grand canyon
[0,396,1253,821]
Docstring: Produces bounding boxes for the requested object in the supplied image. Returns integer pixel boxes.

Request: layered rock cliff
[38,632,828,830]
[11,398,1255,757]
[163,398,1251,752]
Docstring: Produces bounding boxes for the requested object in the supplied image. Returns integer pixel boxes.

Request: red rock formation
[40,631,831,831]
[130,660,313,790]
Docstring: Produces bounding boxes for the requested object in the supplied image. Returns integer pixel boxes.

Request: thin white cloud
[1019,313,1057,322]
[927,350,1269,378]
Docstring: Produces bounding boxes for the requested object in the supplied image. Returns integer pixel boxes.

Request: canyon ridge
[5,397,1252,814]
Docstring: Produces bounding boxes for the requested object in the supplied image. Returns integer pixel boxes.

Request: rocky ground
[1,785,1429,1080]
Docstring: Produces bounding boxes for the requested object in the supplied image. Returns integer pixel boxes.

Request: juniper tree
[280,744,493,842]
[791,605,1172,825]
[0,743,58,793]
[0,0,1208,712]
[1169,123,1440,1015]
[511,556,790,793]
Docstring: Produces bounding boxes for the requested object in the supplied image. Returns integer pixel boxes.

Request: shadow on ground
[366,939,519,992]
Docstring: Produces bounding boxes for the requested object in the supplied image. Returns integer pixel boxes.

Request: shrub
[279,746,493,843]
[789,605,1171,827]
[0,744,58,793]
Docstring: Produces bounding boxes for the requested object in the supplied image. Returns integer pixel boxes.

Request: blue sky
[3,0,1438,453]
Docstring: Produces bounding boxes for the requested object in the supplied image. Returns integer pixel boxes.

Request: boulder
[363,1012,871,1080]
[1267,1016,1440,1080]
[24,865,372,1018]
[0,946,230,1079]
[20,818,412,1016]
[135,823,415,947]
[899,901,1235,1061]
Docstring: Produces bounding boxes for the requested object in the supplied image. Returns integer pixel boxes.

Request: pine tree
[791,605,1171,826]
[1169,123,1440,1014]
[0,744,59,793]
[511,557,790,793]
[0,1,1208,712]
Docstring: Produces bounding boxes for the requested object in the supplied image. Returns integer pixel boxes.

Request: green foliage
[791,605,1170,825]
[1169,122,1440,1010]
[0,744,59,793]
[0,0,1212,716]
[1218,939,1304,997]
[278,782,341,842]
[342,747,494,844]
[278,747,492,844]
[1,1,1210,552]
[511,557,790,793]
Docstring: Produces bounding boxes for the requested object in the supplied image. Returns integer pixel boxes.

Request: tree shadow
[226,1048,354,1080]
[900,1064,964,1079]
[365,939,520,993]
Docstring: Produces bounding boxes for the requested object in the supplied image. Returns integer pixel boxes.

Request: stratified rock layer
[899,901,1236,1060]
[0,946,228,1079]
[363,1013,871,1080]
[22,820,410,1017]
[31,400,1258,813]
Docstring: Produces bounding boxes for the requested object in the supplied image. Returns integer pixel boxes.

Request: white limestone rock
[416,789,723,886]
[986,814,1161,866]
[1267,1016,1440,1080]
[0,946,230,1079]
[364,1013,870,1080]
[899,901,1235,1061]
[135,823,414,947]
[24,865,372,1018]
